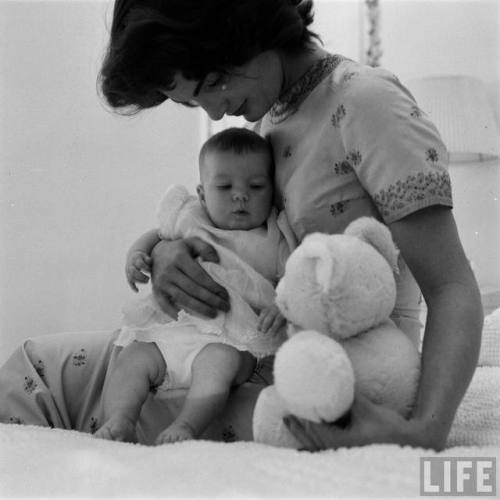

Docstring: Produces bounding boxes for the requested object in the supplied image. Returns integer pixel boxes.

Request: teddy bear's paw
[274,331,355,423]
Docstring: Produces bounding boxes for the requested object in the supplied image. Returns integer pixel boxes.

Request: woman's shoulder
[293,56,411,119]
[331,60,412,108]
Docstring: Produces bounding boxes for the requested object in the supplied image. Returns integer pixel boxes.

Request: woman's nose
[198,96,226,121]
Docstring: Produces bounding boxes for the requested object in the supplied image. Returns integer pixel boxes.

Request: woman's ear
[196,184,206,207]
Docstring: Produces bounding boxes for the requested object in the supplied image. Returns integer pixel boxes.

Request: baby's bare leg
[95,342,165,442]
[156,344,255,444]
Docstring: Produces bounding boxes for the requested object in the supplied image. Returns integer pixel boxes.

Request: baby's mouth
[233,209,249,216]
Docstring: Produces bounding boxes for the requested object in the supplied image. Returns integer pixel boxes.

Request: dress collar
[269,54,345,123]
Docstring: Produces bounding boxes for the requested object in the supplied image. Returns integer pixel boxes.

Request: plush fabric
[254,218,421,446]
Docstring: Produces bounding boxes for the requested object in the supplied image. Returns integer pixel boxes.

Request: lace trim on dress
[269,54,346,124]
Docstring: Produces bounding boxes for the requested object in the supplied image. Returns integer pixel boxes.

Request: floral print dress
[259,54,453,345]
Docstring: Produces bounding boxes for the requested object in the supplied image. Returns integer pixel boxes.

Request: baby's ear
[196,184,206,206]
[344,217,399,274]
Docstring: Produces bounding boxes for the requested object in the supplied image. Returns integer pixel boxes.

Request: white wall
[380,0,500,294]
[0,1,201,362]
[1,0,499,363]
[381,0,499,120]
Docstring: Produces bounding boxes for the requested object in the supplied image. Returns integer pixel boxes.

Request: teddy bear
[252,217,421,448]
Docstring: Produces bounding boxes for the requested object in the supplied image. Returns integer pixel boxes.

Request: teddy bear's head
[275,217,400,340]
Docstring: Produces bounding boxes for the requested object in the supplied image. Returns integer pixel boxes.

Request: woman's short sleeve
[339,68,453,224]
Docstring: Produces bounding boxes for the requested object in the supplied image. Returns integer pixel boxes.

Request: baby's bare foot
[94,416,137,442]
[155,421,196,445]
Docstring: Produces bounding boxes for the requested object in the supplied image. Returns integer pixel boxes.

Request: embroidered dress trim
[372,171,453,223]
[269,54,346,123]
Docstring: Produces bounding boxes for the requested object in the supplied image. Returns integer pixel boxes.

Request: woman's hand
[284,394,446,451]
[150,237,230,319]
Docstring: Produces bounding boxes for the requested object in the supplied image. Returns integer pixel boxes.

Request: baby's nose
[232,192,248,202]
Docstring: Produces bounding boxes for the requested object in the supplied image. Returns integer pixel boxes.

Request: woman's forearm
[411,280,483,448]
[389,207,484,449]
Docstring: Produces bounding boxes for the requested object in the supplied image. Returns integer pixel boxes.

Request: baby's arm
[258,303,286,334]
[126,229,161,292]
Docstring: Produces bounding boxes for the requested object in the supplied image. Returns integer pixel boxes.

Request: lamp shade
[407,75,499,162]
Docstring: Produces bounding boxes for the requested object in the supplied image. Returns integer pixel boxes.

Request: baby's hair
[200,127,271,158]
[199,127,273,176]
[99,0,320,113]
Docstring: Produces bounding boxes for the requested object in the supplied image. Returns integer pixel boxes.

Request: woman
[1,0,481,450]
[100,0,484,451]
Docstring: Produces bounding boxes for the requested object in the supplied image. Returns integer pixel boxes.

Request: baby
[95,128,294,444]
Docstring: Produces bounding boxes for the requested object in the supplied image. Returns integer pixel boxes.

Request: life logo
[420,457,496,496]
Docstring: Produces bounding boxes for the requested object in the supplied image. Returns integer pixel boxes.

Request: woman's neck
[277,44,329,97]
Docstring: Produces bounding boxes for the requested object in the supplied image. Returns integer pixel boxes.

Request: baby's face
[198,150,273,230]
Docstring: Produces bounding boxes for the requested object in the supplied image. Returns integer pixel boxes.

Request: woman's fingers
[152,285,180,319]
[284,395,412,451]
[285,415,355,451]
[155,278,226,319]
[156,263,230,317]
[283,416,321,451]
[185,236,220,264]
[151,238,230,317]
[176,246,230,304]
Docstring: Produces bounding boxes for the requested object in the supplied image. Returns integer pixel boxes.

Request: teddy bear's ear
[344,217,400,274]
[300,233,336,292]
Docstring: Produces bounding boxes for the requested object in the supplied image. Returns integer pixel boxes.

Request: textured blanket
[1,309,499,498]
[0,423,498,498]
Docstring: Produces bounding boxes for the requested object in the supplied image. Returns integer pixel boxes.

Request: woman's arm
[285,206,483,450]
[150,237,230,319]
[390,206,483,448]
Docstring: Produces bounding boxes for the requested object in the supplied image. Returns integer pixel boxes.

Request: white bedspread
[1,309,500,498]
[0,423,498,498]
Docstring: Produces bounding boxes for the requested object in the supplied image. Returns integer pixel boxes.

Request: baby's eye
[250,184,265,190]
[217,185,231,190]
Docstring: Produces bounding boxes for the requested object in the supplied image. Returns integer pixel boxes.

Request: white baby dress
[115,185,294,390]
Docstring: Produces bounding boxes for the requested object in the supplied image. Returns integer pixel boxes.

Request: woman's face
[164,51,283,122]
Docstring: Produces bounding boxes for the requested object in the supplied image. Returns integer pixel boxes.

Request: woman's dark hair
[99,0,319,114]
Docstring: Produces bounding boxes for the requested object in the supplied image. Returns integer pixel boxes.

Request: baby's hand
[126,250,152,292]
[258,304,286,334]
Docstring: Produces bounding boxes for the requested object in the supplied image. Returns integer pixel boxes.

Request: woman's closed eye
[202,72,230,91]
